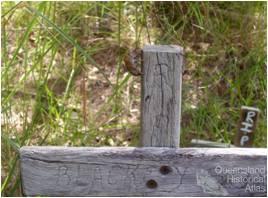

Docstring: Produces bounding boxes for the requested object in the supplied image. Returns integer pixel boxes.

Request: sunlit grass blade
[25,5,112,86]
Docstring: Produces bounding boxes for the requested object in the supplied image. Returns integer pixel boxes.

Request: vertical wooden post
[234,106,260,147]
[141,45,183,147]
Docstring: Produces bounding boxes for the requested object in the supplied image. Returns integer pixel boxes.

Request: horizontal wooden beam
[20,147,267,197]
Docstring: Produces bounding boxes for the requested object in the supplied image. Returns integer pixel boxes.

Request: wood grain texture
[141,45,183,147]
[20,146,267,197]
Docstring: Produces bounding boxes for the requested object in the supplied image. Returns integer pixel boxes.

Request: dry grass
[1,1,267,196]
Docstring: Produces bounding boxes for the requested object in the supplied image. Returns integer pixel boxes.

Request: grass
[1,1,267,196]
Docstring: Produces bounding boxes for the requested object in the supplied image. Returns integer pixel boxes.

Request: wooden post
[234,106,260,147]
[141,45,183,147]
[19,45,267,197]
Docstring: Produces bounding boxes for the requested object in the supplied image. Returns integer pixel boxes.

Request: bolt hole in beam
[146,179,158,189]
[159,165,172,175]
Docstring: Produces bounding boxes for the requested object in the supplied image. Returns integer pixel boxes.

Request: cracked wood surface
[20,147,267,196]
[141,45,183,147]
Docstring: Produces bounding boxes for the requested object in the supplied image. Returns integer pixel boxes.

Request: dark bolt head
[146,179,158,189]
[160,165,172,175]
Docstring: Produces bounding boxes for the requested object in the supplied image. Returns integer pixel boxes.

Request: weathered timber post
[141,45,183,147]
[19,45,267,197]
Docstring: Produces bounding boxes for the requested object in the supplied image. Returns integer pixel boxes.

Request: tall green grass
[1,1,267,196]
